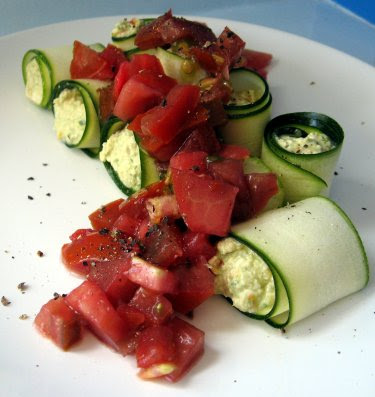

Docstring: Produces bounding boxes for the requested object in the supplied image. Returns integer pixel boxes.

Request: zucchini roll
[261,112,344,202]
[52,79,110,153]
[100,117,160,196]
[220,68,272,157]
[209,196,368,327]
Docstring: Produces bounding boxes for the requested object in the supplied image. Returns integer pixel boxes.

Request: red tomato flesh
[246,172,279,215]
[88,198,124,231]
[34,297,82,351]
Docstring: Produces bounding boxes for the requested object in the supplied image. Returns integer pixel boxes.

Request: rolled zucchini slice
[52,79,110,150]
[261,112,344,202]
[111,18,154,52]
[99,117,160,196]
[219,68,272,157]
[209,196,368,327]
[22,45,73,108]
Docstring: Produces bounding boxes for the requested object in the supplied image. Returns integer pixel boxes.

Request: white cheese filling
[99,126,142,191]
[276,130,336,154]
[25,58,44,105]
[112,18,141,38]
[209,238,275,314]
[53,88,86,146]
[227,88,263,106]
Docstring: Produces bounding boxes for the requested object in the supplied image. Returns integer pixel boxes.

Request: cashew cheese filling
[275,127,336,154]
[100,126,142,192]
[25,58,44,105]
[208,237,275,315]
[53,88,86,146]
[112,18,142,39]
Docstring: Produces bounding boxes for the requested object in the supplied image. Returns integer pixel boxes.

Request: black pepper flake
[37,250,44,257]
[99,228,109,235]
[161,216,169,225]
[100,205,107,214]
[161,98,167,107]
[42,163,48,166]
[233,380,237,383]
[82,260,88,267]
[361,207,367,211]
[28,195,34,200]
[145,224,159,237]
[281,328,286,334]
[53,292,60,299]
[309,81,316,85]
[337,351,341,354]
[334,171,338,176]
[361,121,365,125]
[19,314,29,320]
[17,282,27,292]
[1,296,11,306]
[27,177,34,181]
[81,201,87,205]
[191,165,200,172]
[305,211,312,214]
[62,294,67,298]
[46,193,51,197]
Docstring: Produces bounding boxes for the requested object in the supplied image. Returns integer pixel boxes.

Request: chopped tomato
[164,316,205,382]
[128,287,173,326]
[70,41,113,80]
[168,257,215,314]
[170,151,208,173]
[182,231,217,261]
[99,44,127,75]
[178,124,221,155]
[89,198,124,231]
[61,231,129,276]
[217,27,245,68]
[136,326,175,368]
[241,48,272,74]
[146,195,180,224]
[87,257,138,306]
[116,304,145,330]
[142,222,184,267]
[218,144,250,160]
[69,228,94,241]
[127,257,177,293]
[171,168,239,236]
[34,297,81,351]
[65,280,130,353]
[246,172,279,215]
[98,84,115,121]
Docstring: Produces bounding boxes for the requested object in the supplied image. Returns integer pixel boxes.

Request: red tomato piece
[113,77,163,121]
[69,228,94,241]
[99,44,127,75]
[145,195,180,224]
[99,83,115,121]
[170,151,208,173]
[164,316,205,382]
[127,257,177,294]
[61,231,129,276]
[116,304,145,330]
[113,61,132,101]
[178,124,221,155]
[128,287,173,326]
[218,144,251,160]
[241,49,272,72]
[142,222,184,267]
[87,257,138,306]
[246,172,279,215]
[217,27,245,68]
[182,231,217,261]
[171,169,238,236]
[70,40,113,80]
[65,280,130,353]
[34,297,82,351]
[136,326,175,368]
[89,198,125,231]
[132,69,176,96]
[208,158,252,222]
[168,257,215,314]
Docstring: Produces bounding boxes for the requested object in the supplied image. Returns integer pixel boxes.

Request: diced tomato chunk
[99,44,127,75]
[70,41,113,80]
[87,257,138,306]
[116,304,145,330]
[182,231,217,261]
[178,124,221,155]
[89,198,124,231]
[65,280,130,353]
[164,316,205,382]
[241,49,272,73]
[146,195,180,224]
[99,83,115,121]
[61,231,128,276]
[69,228,94,241]
[128,287,173,326]
[168,257,215,314]
[136,326,175,368]
[170,151,208,173]
[246,172,279,215]
[127,257,177,293]
[34,297,82,351]
[172,168,238,236]
[218,144,250,160]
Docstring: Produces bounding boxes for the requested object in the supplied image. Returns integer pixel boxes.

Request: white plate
[0,16,374,397]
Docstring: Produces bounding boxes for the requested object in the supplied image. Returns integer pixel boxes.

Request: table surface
[1,0,374,65]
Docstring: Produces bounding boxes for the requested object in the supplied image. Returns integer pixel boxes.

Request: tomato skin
[182,231,217,261]
[99,44,127,75]
[241,49,272,73]
[89,198,124,231]
[168,257,215,314]
[171,168,239,236]
[136,326,175,368]
[65,280,130,353]
[127,257,177,294]
[34,297,82,351]
[128,287,173,326]
[116,304,145,330]
[178,124,221,155]
[246,172,279,215]
[87,257,138,307]
[218,144,251,160]
[170,151,208,173]
[164,316,205,382]
[70,41,113,80]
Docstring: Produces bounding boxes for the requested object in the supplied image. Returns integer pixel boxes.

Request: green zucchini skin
[100,117,160,196]
[229,196,369,328]
[52,79,109,150]
[111,18,155,51]
[220,68,272,157]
